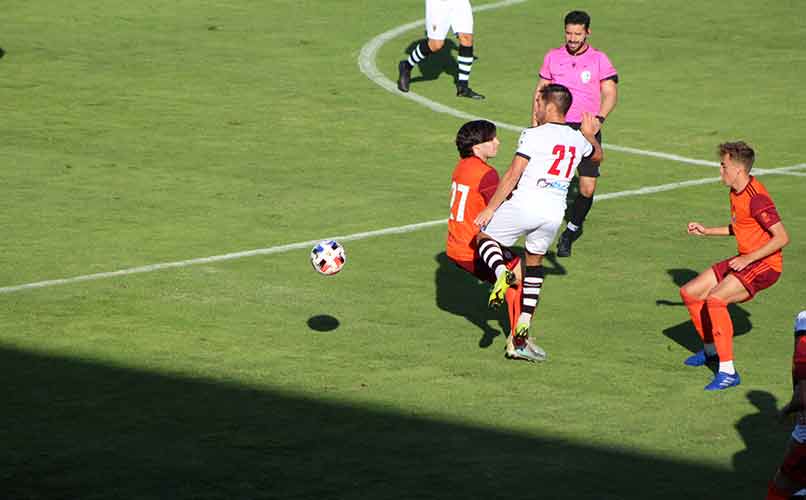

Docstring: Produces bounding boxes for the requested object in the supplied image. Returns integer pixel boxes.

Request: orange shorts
[781,442,806,484]
[712,256,780,300]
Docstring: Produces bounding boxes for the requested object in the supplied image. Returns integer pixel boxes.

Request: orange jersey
[446,156,499,263]
[730,176,783,272]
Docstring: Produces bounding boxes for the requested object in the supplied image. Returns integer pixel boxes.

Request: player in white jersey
[397,0,485,99]
[473,84,602,346]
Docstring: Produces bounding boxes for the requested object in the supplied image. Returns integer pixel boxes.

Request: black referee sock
[406,40,433,69]
[569,193,594,230]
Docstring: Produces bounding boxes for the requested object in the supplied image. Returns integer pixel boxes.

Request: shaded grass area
[0,345,786,500]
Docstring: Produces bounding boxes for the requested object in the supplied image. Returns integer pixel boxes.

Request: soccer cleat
[397,61,412,92]
[683,350,718,367]
[488,269,516,308]
[456,85,485,100]
[505,327,547,362]
[556,227,583,258]
[704,371,741,391]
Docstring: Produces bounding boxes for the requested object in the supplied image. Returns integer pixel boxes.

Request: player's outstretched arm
[686,222,730,236]
[474,154,529,227]
[728,221,789,271]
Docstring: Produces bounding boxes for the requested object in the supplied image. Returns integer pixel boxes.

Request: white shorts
[425,0,474,40]
[483,194,565,255]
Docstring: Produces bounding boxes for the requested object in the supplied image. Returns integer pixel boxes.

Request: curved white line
[3,7,805,295]
[358,0,720,168]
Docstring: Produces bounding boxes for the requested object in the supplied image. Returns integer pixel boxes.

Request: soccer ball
[310,240,346,275]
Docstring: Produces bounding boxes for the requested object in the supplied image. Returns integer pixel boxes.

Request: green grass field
[2,1,806,498]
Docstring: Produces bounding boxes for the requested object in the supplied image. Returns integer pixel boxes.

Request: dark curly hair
[456,120,497,158]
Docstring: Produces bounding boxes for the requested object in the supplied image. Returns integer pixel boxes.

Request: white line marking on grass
[3,165,805,295]
[357,0,719,168]
[4,5,805,295]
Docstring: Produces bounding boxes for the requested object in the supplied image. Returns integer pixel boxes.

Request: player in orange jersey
[767,311,806,500]
[447,120,545,362]
[679,141,789,390]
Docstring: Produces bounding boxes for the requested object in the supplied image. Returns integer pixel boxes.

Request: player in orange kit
[447,120,545,362]
[766,311,806,500]
[679,141,789,390]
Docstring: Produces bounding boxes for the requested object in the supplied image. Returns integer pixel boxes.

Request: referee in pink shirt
[531,10,618,257]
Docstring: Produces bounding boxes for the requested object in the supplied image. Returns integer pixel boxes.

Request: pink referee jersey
[539,46,618,123]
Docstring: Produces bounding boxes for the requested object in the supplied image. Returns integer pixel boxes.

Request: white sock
[704,343,717,356]
[494,267,505,280]
[566,222,580,232]
[517,312,531,327]
[719,361,735,374]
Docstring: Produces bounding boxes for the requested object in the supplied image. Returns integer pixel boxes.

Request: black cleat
[556,227,582,257]
[456,85,485,100]
[397,61,411,92]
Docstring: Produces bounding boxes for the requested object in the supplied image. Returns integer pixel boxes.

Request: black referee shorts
[567,122,601,178]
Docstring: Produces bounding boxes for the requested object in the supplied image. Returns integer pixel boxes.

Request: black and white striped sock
[518,265,544,325]
[478,238,506,279]
[456,45,474,87]
[406,40,433,68]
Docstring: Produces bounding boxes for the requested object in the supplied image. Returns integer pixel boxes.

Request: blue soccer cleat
[704,371,741,391]
[684,350,718,367]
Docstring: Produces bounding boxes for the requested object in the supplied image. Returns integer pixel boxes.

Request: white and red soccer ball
[310,240,346,275]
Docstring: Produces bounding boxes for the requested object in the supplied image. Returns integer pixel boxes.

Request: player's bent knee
[578,181,596,197]
[457,33,473,46]
[428,39,445,52]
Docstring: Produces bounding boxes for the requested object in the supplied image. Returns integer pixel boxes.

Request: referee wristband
[596,115,606,123]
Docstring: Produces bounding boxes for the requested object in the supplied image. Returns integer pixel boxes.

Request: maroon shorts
[781,443,806,484]
[711,256,780,300]
[453,248,520,284]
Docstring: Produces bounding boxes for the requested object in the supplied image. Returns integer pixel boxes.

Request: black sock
[406,40,433,68]
[520,265,545,322]
[457,45,474,88]
[569,194,594,229]
[477,237,506,277]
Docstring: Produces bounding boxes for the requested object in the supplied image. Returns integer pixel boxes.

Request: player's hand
[687,222,706,236]
[474,207,494,227]
[729,255,753,272]
[580,112,601,137]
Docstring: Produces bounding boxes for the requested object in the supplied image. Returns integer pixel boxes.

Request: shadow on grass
[656,268,752,354]
[0,345,786,499]
[434,250,566,349]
